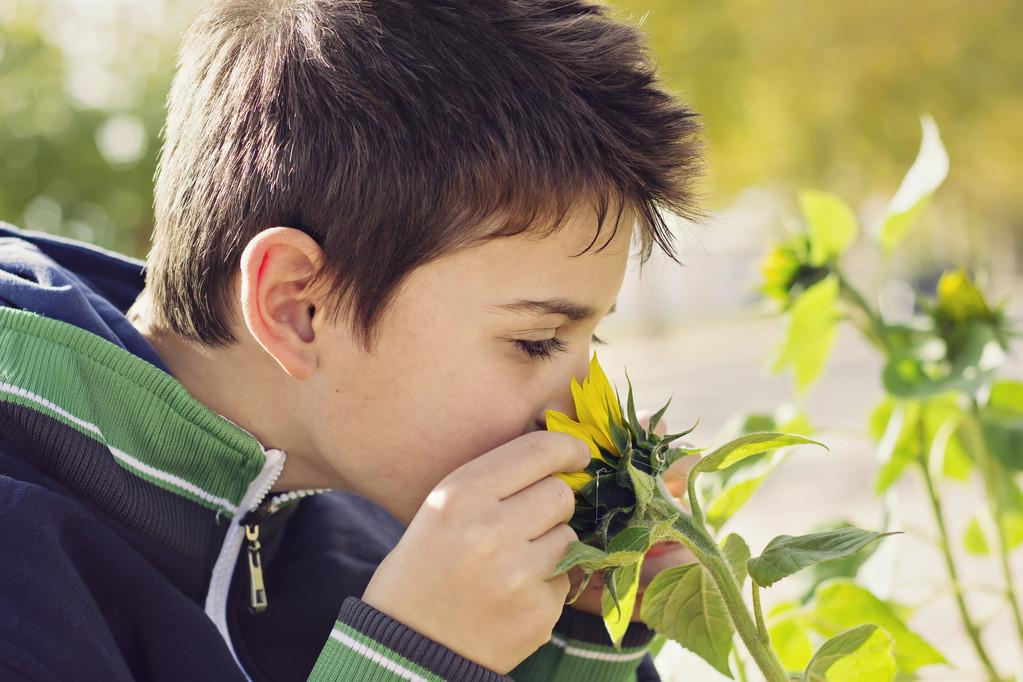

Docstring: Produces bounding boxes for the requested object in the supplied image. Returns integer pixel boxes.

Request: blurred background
[2,0,1021,679]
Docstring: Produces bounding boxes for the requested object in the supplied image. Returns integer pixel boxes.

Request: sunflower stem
[915,433,1002,679]
[686,469,705,530]
[962,397,1023,654]
[658,491,788,682]
[834,268,893,354]
[705,554,789,682]
[731,647,750,682]
[752,582,770,645]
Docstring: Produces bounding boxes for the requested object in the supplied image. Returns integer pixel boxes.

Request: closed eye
[515,333,607,361]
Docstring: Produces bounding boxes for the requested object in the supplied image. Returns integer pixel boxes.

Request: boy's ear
[237,227,326,380]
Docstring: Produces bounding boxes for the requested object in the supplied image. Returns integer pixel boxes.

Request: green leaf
[601,557,643,649]
[720,533,750,587]
[772,275,841,393]
[990,380,1023,413]
[810,580,947,672]
[639,562,734,677]
[980,381,1023,470]
[879,115,948,254]
[778,409,816,436]
[870,398,920,495]
[706,449,789,531]
[693,432,828,477]
[1007,512,1023,551]
[799,521,885,605]
[869,395,971,493]
[607,525,653,553]
[963,515,989,555]
[800,189,859,266]
[565,570,594,605]
[552,541,644,576]
[768,606,814,672]
[748,527,899,588]
[707,476,768,532]
[663,445,704,471]
[805,624,897,682]
[963,511,1023,554]
[647,633,669,659]
[980,410,1023,471]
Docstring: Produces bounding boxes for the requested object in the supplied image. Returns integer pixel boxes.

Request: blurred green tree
[1,0,1020,260]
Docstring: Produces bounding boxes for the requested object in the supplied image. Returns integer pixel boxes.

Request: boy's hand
[565,410,699,622]
[361,431,590,674]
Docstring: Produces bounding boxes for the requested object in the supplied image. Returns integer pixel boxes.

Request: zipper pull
[245,523,268,613]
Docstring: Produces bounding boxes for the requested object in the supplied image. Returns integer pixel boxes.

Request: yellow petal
[938,269,991,323]
[554,471,594,491]
[545,410,611,463]
[587,352,623,428]
[570,378,616,454]
[568,353,624,456]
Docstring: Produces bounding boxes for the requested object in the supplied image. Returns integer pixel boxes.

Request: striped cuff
[308,597,511,682]
[552,607,656,649]
[508,608,656,682]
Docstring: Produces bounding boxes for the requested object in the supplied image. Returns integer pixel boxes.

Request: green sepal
[660,417,701,445]
[607,416,632,459]
[625,453,656,518]
[623,368,646,442]
[647,396,673,437]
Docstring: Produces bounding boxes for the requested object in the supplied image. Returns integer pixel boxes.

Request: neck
[128,293,342,492]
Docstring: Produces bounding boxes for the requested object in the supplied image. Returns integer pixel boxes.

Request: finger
[453,431,590,501]
[501,475,577,541]
[547,571,572,604]
[663,452,700,496]
[529,523,579,581]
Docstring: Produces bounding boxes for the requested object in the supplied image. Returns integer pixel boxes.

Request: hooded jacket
[0,222,661,682]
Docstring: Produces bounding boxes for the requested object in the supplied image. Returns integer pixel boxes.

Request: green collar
[0,306,267,517]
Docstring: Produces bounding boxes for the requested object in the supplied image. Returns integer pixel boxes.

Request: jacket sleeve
[307,597,513,681]
[509,607,660,682]
[307,598,661,682]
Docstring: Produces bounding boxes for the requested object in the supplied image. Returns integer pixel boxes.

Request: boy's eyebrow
[493,298,617,321]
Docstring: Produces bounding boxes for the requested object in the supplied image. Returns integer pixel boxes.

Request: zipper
[238,487,329,613]
[203,445,286,682]
[244,523,268,613]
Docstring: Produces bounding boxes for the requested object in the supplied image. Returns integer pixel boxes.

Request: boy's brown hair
[139,0,706,352]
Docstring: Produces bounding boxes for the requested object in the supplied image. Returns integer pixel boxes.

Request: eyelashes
[515,333,607,361]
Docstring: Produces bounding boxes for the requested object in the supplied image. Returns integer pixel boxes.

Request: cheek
[390,382,526,479]
[316,326,541,516]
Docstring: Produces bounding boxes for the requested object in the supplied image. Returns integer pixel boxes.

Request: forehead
[391,204,635,320]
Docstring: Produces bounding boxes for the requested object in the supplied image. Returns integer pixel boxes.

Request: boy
[0,0,704,680]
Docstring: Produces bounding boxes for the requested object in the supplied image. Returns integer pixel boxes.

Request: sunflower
[758,234,830,310]
[546,352,625,491]
[936,268,993,325]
